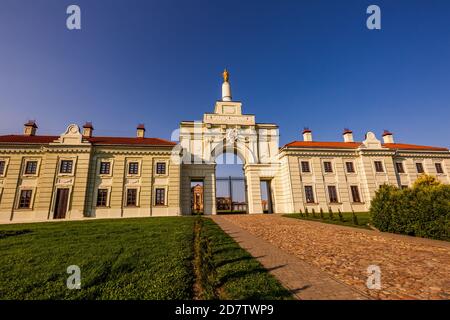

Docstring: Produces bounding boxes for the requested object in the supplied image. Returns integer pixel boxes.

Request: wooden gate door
[54,188,69,219]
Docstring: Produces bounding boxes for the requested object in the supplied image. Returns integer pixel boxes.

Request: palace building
[0,71,449,223]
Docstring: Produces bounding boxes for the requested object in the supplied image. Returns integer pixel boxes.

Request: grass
[0,217,290,300]
[283,212,371,230]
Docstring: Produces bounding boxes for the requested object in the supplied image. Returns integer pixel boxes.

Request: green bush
[338,209,344,222]
[369,175,450,241]
[319,208,324,219]
[328,207,334,220]
[352,210,359,226]
[311,208,316,218]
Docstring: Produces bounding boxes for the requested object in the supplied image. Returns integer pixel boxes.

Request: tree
[412,174,441,189]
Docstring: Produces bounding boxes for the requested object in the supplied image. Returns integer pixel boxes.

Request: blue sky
[1,0,449,149]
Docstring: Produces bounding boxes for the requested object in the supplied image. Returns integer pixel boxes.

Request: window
[435,163,444,174]
[395,162,405,174]
[25,161,38,175]
[60,160,73,174]
[156,162,166,175]
[155,188,165,205]
[327,186,339,203]
[99,162,111,175]
[350,186,361,203]
[128,162,139,175]
[304,186,315,203]
[126,189,137,206]
[96,189,108,207]
[301,161,310,173]
[416,162,424,174]
[345,162,355,173]
[374,161,384,173]
[18,190,32,209]
[323,161,333,173]
[0,160,4,175]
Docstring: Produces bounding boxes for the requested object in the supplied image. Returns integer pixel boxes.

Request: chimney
[82,122,94,138]
[382,130,394,144]
[302,128,312,142]
[343,128,354,143]
[136,124,146,138]
[23,120,37,136]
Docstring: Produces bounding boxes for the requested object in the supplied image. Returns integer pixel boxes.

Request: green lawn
[0,217,290,300]
[283,212,371,230]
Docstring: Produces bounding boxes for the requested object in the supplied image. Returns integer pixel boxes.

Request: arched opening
[215,151,247,214]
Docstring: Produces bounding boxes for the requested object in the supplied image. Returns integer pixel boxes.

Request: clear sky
[1,0,449,149]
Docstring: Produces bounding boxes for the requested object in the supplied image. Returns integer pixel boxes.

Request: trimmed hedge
[369,175,450,241]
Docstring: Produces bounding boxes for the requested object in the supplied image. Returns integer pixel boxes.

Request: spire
[221,68,232,101]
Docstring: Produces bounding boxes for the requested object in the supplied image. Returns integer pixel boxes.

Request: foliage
[352,210,359,226]
[338,209,344,222]
[328,207,334,220]
[369,175,450,241]
[284,212,370,229]
[319,208,324,219]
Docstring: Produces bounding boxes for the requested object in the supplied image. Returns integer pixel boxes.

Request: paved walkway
[212,214,450,300]
[212,216,369,300]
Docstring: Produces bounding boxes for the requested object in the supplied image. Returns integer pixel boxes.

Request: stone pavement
[212,214,450,300]
[212,215,370,300]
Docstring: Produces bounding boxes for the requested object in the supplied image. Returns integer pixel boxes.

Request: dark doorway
[54,188,69,219]
[260,180,273,214]
[191,180,204,215]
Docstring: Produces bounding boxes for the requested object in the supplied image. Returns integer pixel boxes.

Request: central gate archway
[177,71,281,215]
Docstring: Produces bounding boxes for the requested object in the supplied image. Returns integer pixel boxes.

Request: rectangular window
[395,162,405,173]
[18,190,32,209]
[96,189,108,207]
[0,160,4,175]
[374,161,384,173]
[327,186,339,203]
[301,161,310,173]
[323,161,333,173]
[60,160,73,174]
[25,161,38,175]
[155,188,165,205]
[99,162,111,175]
[304,186,315,203]
[416,162,424,174]
[126,189,137,206]
[435,163,444,174]
[128,162,139,175]
[156,162,166,175]
[350,186,361,203]
[345,162,355,173]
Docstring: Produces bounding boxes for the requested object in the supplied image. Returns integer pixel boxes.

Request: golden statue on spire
[222,68,229,82]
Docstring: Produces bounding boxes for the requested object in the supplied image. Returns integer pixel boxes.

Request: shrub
[352,210,359,226]
[338,209,344,222]
[305,208,309,217]
[299,209,303,217]
[370,176,450,241]
[319,208,324,219]
[312,208,316,218]
[328,207,334,220]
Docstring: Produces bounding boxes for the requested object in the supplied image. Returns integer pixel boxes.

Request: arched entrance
[177,70,281,215]
[214,150,247,214]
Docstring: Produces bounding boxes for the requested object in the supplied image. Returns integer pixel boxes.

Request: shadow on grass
[0,229,33,239]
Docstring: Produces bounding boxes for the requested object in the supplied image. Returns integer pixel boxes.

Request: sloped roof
[0,135,176,146]
[283,141,448,151]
